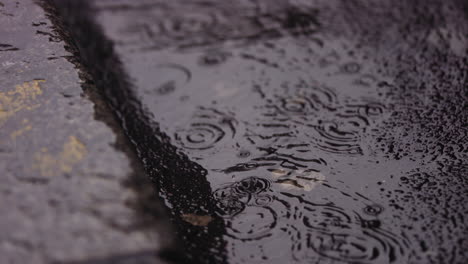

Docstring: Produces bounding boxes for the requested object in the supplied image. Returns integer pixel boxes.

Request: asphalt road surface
[2,0,467,263]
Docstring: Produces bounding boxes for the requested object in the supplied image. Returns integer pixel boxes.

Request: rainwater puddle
[53,0,468,263]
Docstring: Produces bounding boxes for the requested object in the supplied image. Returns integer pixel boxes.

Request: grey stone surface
[0,1,173,263]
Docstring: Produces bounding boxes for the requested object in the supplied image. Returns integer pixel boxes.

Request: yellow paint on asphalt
[34,136,87,177]
[10,119,32,140]
[0,80,45,127]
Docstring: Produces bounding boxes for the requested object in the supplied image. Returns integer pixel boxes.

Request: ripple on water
[309,120,362,155]
[268,85,338,118]
[227,206,277,241]
[213,178,409,263]
[302,100,386,155]
[174,107,238,152]
[251,81,388,156]
[213,177,271,217]
[145,64,191,95]
[281,191,408,264]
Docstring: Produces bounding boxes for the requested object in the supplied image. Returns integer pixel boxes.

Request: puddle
[50,0,468,263]
[124,27,404,264]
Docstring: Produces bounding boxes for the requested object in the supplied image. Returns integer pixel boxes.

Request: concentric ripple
[175,123,225,150]
[309,120,363,155]
[307,230,403,263]
[212,178,409,263]
[174,107,238,151]
[213,177,271,217]
[267,85,338,118]
[281,192,409,264]
[227,206,277,241]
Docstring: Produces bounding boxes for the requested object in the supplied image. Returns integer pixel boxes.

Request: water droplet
[363,204,384,216]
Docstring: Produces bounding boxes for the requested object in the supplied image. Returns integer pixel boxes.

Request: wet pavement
[4,0,468,263]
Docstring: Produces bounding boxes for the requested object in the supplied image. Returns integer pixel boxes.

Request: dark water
[127,36,413,264]
[50,0,467,263]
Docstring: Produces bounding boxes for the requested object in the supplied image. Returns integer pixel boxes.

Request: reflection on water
[121,5,406,261]
[212,177,409,263]
[60,0,468,263]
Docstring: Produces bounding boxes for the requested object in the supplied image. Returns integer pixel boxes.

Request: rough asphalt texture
[0,1,174,263]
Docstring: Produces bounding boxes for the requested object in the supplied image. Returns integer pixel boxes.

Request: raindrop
[363,204,384,216]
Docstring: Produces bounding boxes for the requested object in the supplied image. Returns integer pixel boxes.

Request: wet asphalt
[4,0,468,263]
